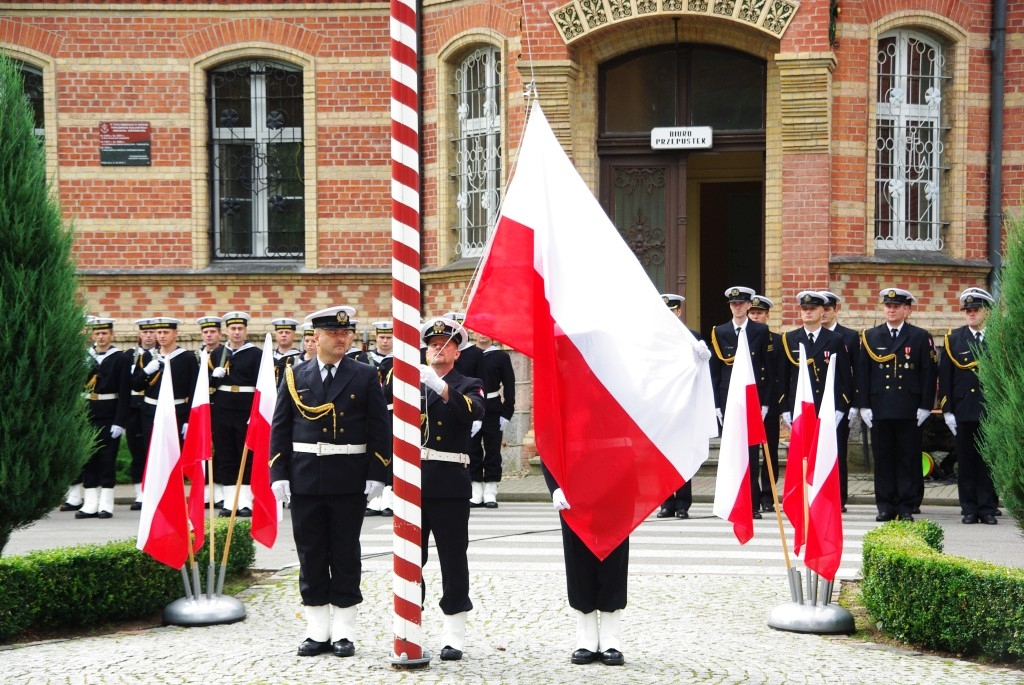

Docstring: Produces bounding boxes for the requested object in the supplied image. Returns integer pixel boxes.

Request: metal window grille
[452,47,502,259]
[874,31,948,251]
[208,60,304,260]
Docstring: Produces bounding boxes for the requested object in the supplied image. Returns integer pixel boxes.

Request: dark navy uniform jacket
[938,326,985,422]
[421,368,485,499]
[776,327,853,414]
[269,355,391,496]
[480,348,515,420]
[132,347,200,427]
[85,346,131,427]
[856,323,937,419]
[709,320,773,410]
[212,343,261,413]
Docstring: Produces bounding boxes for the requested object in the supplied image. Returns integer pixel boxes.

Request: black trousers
[956,421,998,516]
[82,420,120,488]
[127,407,147,484]
[421,497,472,615]
[759,411,781,508]
[212,407,252,485]
[871,418,922,516]
[660,481,692,513]
[559,516,628,614]
[291,492,364,607]
[836,414,851,506]
[469,414,503,482]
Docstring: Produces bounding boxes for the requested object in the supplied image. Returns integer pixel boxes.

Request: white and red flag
[137,363,189,568]
[712,329,766,544]
[803,354,844,581]
[247,333,278,549]
[464,102,718,560]
[782,343,818,555]
[180,350,213,553]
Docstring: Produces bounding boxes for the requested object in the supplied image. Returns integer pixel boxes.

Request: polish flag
[712,329,766,544]
[804,355,844,581]
[137,364,189,568]
[782,343,818,555]
[180,350,213,553]
[465,102,718,560]
[247,333,278,549]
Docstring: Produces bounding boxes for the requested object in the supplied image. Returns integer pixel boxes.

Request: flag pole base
[163,594,246,627]
[390,651,432,669]
[766,600,855,634]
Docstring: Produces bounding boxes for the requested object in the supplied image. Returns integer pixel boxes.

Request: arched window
[207,60,304,260]
[875,30,947,251]
[452,46,502,259]
[16,62,44,140]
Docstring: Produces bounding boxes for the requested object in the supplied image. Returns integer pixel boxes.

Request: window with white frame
[875,30,948,251]
[208,60,304,260]
[452,46,502,259]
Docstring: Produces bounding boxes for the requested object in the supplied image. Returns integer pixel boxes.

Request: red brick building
[3,0,1019,340]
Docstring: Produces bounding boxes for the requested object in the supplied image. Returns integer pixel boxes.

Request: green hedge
[0,518,255,641]
[862,519,1024,661]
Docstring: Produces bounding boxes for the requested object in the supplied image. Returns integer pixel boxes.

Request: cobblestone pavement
[3,567,1022,684]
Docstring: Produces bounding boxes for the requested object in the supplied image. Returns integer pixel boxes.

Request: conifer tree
[977,210,1024,531]
[0,56,93,554]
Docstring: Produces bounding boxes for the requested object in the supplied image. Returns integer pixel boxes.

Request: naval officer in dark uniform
[939,288,998,525]
[418,316,485,661]
[746,295,784,513]
[709,286,773,518]
[821,291,861,510]
[269,305,391,658]
[857,288,937,522]
[132,317,199,453]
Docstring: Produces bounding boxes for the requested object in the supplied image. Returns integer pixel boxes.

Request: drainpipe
[988,0,1006,293]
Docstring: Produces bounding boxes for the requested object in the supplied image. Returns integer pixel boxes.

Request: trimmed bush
[862,519,1024,661]
[0,518,255,641]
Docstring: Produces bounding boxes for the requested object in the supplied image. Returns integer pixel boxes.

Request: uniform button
[323,427,328,433]
[339,412,344,417]
[339,428,345,433]
[885,386,890,390]
[435,436,441,442]
[437,421,443,426]
[970,388,975,393]
[351,394,356,399]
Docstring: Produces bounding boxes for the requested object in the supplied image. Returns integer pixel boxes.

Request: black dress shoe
[875,512,894,522]
[130,501,143,511]
[60,502,83,512]
[912,507,921,514]
[364,508,380,517]
[752,511,762,520]
[332,638,355,657]
[962,513,978,524]
[761,502,775,513]
[600,648,624,666]
[380,508,393,517]
[995,509,1003,516]
[218,508,232,518]
[97,510,113,519]
[675,510,689,519]
[214,500,224,510]
[656,508,674,518]
[440,646,463,661]
[897,513,914,522]
[469,501,485,508]
[236,507,252,518]
[297,638,332,657]
[841,505,847,513]
[981,514,998,525]
[484,501,498,509]
[571,648,597,664]
[75,510,98,519]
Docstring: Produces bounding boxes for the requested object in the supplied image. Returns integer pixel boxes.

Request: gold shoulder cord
[85,373,97,392]
[944,330,979,371]
[782,331,819,382]
[861,328,897,376]
[285,365,337,437]
[710,327,734,366]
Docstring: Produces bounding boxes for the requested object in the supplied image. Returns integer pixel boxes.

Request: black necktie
[736,327,742,337]
[891,328,898,341]
[323,363,335,390]
[807,332,815,346]
[975,331,983,344]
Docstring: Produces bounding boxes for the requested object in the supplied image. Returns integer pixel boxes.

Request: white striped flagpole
[389,0,429,668]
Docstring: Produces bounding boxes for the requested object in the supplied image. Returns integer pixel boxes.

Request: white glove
[181,423,188,439]
[916,408,930,427]
[781,412,792,428]
[944,412,957,436]
[212,366,227,378]
[419,365,447,394]
[552,488,570,512]
[271,480,291,505]
[860,408,873,429]
[693,340,712,364]
[835,410,845,428]
[761,406,768,420]
[716,408,723,426]
[143,359,161,374]
[848,407,859,423]
[364,480,385,503]
[470,420,482,437]
[110,425,125,439]
[499,416,510,431]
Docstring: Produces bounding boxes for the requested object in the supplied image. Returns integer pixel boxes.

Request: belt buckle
[316,442,327,456]
[88,392,98,400]
[231,385,239,392]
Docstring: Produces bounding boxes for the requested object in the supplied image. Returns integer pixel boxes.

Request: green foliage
[0,55,93,554]
[978,210,1024,533]
[0,518,255,641]
[862,520,1024,661]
